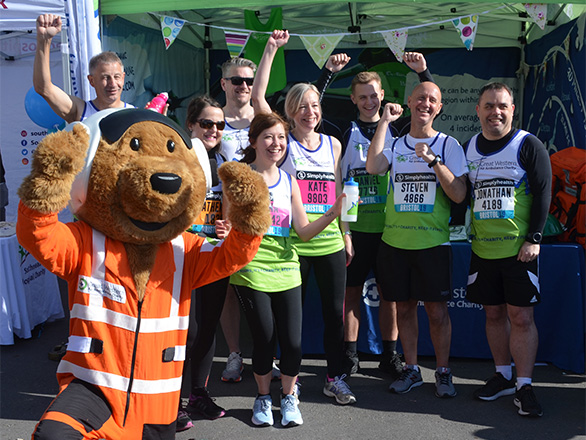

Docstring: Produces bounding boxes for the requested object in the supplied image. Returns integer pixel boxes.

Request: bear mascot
[16,108,271,439]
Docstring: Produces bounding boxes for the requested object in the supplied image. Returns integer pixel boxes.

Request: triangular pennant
[224,30,252,58]
[299,34,344,69]
[452,15,479,51]
[380,29,408,62]
[161,16,185,50]
[524,4,548,30]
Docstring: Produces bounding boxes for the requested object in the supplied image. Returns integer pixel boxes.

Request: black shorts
[466,253,540,307]
[346,231,382,287]
[376,242,452,302]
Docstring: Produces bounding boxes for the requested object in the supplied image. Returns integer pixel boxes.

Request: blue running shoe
[280,394,303,427]
[251,395,273,426]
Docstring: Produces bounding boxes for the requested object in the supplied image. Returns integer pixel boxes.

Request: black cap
[99,108,192,150]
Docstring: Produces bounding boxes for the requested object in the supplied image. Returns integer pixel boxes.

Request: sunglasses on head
[197,119,226,130]
[224,76,254,86]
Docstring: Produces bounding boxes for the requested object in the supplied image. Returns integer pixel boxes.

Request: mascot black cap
[69,108,195,214]
[99,108,193,149]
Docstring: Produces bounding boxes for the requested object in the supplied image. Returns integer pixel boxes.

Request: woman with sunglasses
[231,112,344,427]
[175,95,230,432]
[252,30,357,405]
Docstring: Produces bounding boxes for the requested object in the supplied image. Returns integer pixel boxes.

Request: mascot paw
[218,162,271,236]
[18,124,90,213]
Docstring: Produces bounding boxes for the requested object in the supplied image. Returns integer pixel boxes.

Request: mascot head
[69,108,206,244]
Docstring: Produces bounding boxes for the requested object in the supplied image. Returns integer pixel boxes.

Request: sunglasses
[224,76,254,86]
[196,119,226,130]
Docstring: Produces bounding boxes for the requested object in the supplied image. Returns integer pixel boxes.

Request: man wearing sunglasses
[220,57,257,162]
[217,56,258,385]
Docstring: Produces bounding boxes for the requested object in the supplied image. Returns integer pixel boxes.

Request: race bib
[267,206,290,237]
[473,178,515,220]
[192,192,222,234]
[296,171,335,214]
[350,168,387,205]
[393,172,436,213]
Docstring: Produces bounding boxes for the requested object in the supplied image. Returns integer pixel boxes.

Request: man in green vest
[464,82,551,417]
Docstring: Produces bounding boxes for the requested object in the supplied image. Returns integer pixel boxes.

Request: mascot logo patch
[78,275,126,303]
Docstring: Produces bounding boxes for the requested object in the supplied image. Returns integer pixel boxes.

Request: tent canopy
[99,1,585,51]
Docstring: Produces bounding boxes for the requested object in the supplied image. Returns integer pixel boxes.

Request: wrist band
[428,155,441,168]
[343,231,352,236]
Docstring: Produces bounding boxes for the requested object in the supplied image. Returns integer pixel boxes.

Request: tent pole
[518,25,526,131]
[205,26,211,95]
[61,26,72,95]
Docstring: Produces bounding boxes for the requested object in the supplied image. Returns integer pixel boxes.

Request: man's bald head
[410,81,442,101]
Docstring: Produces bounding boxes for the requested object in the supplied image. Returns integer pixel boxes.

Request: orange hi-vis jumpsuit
[17,203,261,440]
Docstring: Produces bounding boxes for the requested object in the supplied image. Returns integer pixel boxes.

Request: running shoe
[221,352,243,383]
[251,395,274,426]
[280,394,303,427]
[175,408,193,432]
[379,351,403,380]
[389,366,423,394]
[435,368,457,398]
[187,388,226,419]
[514,384,543,417]
[473,372,516,401]
[323,374,357,405]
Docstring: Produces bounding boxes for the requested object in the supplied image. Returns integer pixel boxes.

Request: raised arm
[366,103,402,175]
[316,53,351,102]
[34,14,85,123]
[251,30,289,115]
[403,51,434,83]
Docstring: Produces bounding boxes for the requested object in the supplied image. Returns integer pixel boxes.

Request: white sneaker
[221,352,243,382]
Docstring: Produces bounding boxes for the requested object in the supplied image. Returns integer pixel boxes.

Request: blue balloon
[24,87,65,130]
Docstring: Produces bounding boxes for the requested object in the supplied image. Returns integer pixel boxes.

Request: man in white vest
[366,82,467,399]
[34,14,132,123]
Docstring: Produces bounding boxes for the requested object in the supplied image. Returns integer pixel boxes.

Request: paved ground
[1,289,585,440]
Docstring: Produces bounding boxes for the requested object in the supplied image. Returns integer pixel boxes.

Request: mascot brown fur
[17,108,270,439]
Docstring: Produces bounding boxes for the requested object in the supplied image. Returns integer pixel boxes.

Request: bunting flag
[161,16,185,50]
[524,4,548,30]
[224,30,251,58]
[452,15,479,51]
[380,29,408,62]
[299,34,345,68]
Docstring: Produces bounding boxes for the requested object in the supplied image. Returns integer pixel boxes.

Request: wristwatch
[428,155,442,168]
[526,232,543,244]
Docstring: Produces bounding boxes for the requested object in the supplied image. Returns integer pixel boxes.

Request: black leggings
[299,249,347,378]
[185,277,229,390]
[234,285,302,377]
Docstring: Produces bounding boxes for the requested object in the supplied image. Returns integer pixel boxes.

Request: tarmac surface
[1,282,585,440]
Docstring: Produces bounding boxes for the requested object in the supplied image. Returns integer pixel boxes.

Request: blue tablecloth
[301,242,585,373]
